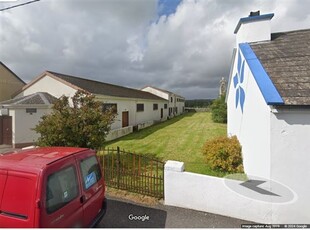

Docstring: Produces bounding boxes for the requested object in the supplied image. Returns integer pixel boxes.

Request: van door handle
[80,195,85,203]
[96,185,103,192]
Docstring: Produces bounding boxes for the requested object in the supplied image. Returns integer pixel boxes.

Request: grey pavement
[98,196,255,228]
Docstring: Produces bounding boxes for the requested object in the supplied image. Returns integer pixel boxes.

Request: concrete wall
[164,160,309,224]
[227,48,271,179]
[269,110,310,223]
[105,126,133,141]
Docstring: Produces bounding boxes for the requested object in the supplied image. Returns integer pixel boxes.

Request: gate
[97,147,164,199]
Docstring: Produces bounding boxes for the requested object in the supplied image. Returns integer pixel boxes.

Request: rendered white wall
[17,74,77,99]
[165,160,310,224]
[227,48,271,179]
[164,161,272,224]
[10,107,52,146]
[236,20,271,46]
[269,111,310,223]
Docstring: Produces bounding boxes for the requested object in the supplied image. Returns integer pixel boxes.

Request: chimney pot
[249,10,260,17]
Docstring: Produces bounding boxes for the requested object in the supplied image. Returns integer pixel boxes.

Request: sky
[0,0,309,99]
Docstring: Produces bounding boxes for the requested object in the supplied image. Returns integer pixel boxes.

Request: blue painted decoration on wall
[233,50,246,113]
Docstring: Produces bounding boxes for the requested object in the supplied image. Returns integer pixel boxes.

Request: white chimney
[234,11,274,46]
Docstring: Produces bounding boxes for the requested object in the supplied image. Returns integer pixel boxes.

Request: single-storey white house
[9,71,174,146]
[227,11,310,223]
[141,86,185,118]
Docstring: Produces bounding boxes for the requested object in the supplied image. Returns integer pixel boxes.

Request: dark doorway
[0,116,12,145]
[161,108,163,119]
[122,111,129,128]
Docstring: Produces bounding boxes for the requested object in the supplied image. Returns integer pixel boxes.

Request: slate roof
[45,71,167,101]
[0,92,57,105]
[250,29,310,105]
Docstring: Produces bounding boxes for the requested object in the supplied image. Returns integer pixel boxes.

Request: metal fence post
[117,146,120,189]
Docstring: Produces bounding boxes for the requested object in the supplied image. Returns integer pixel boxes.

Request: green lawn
[103,112,227,176]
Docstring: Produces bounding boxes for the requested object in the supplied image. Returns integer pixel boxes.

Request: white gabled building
[6,71,169,147]
[227,11,310,224]
[141,86,185,118]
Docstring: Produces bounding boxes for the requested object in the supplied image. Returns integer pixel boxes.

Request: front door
[122,111,129,128]
[161,108,163,119]
[2,116,12,145]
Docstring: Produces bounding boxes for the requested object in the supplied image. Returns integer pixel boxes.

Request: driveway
[97,196,255,228]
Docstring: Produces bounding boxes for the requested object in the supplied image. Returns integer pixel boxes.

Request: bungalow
[141,86,185,118]
[13,71,169,144]
[0,61,25,102]
[227,11,310,223]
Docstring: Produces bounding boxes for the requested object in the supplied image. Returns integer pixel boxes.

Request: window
[171,97,173,102]
[46,166,79,214]
[102,103,117,114]
[137,103,144,112]
[164,104,168,109]
[80,156,102,190]
[153,104,158,111]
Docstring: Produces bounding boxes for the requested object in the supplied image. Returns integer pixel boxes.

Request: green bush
[210,94,227,123]
[34,90,116,149]
[203,136,244,173]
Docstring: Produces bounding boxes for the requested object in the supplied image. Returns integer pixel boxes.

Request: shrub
[210,94,227,123]
[203,136,244,173]
[34,90,116,149]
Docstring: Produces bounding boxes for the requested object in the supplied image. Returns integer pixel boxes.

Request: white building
[227,11,310,223]
[5,71,170,147]
[141,86,185,118]
[0,92,56,148]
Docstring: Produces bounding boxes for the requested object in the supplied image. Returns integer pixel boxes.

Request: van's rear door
[41,156,83,227]
[75,150,105,227]
[0,170,37,227]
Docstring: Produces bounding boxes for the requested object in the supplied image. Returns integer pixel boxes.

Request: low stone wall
[106,126,133,141]
[137,120,154,131]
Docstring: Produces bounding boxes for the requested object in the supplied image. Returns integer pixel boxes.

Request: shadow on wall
[274,111,310,126]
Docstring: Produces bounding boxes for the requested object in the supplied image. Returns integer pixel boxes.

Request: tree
[210,94,227,123]
[34,90,116,149]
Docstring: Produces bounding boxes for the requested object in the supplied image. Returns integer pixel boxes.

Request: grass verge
[104,112,227,176]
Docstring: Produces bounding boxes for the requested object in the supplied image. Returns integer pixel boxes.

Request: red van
[0,147,107,227]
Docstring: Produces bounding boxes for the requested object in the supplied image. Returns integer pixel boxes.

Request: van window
[80,156,102,190]
[46,166,79,214]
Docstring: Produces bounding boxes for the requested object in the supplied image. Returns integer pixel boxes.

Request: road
[97,197,255,228]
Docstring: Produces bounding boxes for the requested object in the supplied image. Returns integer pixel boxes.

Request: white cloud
[0,0,309,99]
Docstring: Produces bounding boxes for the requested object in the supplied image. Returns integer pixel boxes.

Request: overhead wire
[0,0,40,12]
